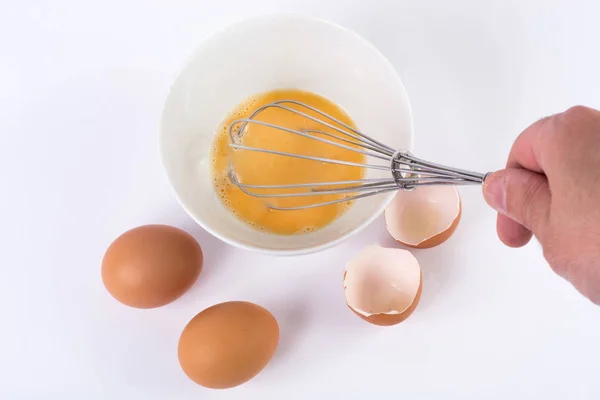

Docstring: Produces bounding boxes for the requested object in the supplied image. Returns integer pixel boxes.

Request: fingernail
[483,173,507,214]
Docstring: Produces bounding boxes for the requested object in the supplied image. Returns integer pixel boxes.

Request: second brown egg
[178,301,279,389]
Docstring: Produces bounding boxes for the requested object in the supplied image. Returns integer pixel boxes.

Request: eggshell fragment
[178,301,279,389]
[385,185,461,249]
[344,245,422,326]
[101,224,203,309]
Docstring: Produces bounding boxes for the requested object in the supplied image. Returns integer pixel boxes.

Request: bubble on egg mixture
[337,196,356,214]
[213,174,234,208]
[299,226,316,234]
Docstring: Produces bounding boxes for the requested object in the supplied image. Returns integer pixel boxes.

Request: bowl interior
[160,15,413,254]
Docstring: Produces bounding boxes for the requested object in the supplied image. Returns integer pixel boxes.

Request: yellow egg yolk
[211,89,365,235]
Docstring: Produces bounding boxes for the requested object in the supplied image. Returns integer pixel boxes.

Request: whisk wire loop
[226,100,489,210]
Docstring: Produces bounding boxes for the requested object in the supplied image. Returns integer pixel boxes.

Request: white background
[1,1,599,399]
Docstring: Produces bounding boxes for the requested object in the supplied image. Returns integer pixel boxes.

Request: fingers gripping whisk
[227,100,489,211]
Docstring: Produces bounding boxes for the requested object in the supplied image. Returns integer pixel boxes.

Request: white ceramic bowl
[160,14,413,255]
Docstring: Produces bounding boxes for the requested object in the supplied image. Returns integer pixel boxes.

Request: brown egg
[101,224,203,309]
[178,301,279,389]
[344,245,422,326]
[385,185,462,249]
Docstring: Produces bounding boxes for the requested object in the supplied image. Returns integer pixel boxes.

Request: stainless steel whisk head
[227,100,489,211]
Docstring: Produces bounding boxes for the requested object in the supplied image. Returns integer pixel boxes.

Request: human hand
[482,106,600,305]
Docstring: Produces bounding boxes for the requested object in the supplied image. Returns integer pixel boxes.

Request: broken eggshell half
[385,185,461,249]
[344,245,422,326]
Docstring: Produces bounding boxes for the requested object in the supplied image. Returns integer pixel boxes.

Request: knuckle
[563,105,592,121]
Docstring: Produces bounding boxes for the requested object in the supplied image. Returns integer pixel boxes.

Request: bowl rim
[159,13,414,256]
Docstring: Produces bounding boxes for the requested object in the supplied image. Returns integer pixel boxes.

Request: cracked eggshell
[385,185,461,249]
[344,245,422,326]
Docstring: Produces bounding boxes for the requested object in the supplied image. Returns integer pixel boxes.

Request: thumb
[483,168,551,235]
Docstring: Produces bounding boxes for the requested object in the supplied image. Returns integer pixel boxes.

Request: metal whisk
[227,100,489,211]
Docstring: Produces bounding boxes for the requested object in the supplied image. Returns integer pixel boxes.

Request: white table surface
[2,1,600,399]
